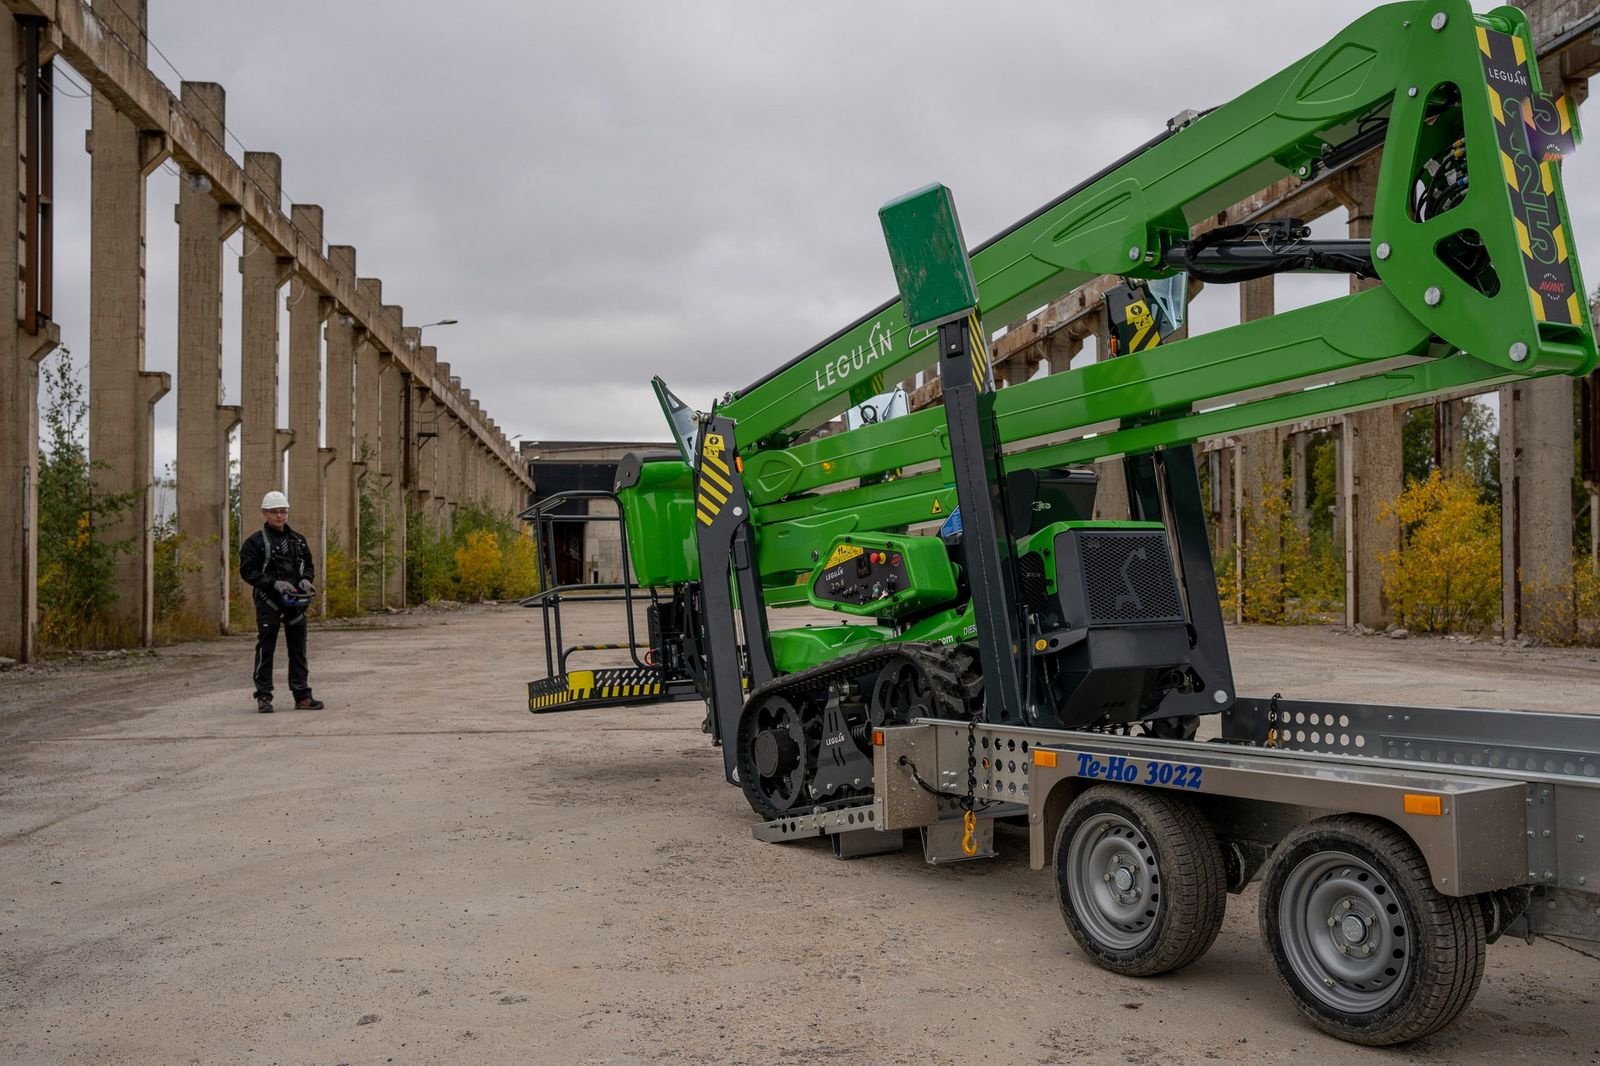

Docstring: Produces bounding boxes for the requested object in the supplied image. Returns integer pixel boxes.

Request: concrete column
[459,389,476,504]
[433,362,452,525]
[1234,277,1282,622]
[1500,378,1575,638]
[324,247,358,563]
[378,313,412,606]
[449,378,466,523]
[380,354,408,606]
[1087,309,1130,521]
[353,280,385,609]
[89,0,170,645]
[239,151,290,513]
[286,204,327,575]
[471,401,487,509]
[352,281,381,567]
[1339,161,1402,629]
[354,280,382,468]
[0,21,61,662]
[413,345,438,522]
[1433,398,1470,473]
[1213,446,1235,565]
[1289,432,1311,529]
[175,81,240,635]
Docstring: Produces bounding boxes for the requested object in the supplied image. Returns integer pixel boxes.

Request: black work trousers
[252,592,311,701]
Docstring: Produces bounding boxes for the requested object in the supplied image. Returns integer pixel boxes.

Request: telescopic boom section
[716,0,1592,590]
[722,0,1592,451]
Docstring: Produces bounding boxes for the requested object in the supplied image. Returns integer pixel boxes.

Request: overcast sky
[44,0,1600,473]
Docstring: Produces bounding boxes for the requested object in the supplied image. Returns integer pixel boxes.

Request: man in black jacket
[239,491,325,713]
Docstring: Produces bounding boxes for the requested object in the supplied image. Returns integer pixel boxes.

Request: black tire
[1053,784,1226,976]
[1257,815,1486,1046]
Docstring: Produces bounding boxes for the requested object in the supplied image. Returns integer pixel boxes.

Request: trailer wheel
[1053,785,1225,976]
[1257,815,1486,1046]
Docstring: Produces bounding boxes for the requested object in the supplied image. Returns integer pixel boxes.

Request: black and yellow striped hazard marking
[968,311,992,392]
[696,431,734,527]
[1478,25,1582,326]
[528,667,668,712]
[1122,297,1162,352]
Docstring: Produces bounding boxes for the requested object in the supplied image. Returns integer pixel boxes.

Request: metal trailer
[756,696,1599,1045]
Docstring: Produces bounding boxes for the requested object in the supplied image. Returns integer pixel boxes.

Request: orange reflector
[1034,750,1058,768]
[872,729,884,746]
[1403,793,1443,816]
[735,456,744,473]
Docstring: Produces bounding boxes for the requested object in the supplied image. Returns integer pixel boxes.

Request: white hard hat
[261,491,290,510]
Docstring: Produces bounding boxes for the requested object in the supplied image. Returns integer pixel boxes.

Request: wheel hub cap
[1066,813,1162,951]
[753,729,797,777]
[1279,853,1410,1014]
[1111,858,1138,898]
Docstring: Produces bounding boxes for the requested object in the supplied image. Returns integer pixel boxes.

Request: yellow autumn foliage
[454,528,503,602]
[1378,470,1499,633]
[497,528,540,601]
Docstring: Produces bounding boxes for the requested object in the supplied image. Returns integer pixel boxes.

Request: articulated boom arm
[663,0,1596,773]
[703,0,1591,590]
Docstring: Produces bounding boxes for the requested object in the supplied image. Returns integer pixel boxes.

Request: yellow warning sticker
[825,542,864,568]
[930,498,944,515]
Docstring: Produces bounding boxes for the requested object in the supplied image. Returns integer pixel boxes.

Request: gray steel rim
[1276,848,1410,1015]
[1066,811,1161,951]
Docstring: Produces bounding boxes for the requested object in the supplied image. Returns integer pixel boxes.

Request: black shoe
[257,697,274,714]
[295,697,325,710]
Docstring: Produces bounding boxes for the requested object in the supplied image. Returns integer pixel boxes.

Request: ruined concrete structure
[0,1,531,661]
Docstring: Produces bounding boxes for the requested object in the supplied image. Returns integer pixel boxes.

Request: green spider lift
[527,2,1600,1044]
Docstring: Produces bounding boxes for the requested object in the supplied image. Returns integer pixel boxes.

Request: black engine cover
[1032,526,1192,730]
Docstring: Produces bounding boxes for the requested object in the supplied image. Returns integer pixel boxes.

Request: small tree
[36,352,138,648]
[323,530,361,618]
[405,505,456,603]
[455,528,503,602]
[497,527,540,601]
[1379,469,1500,633]
[354,441,391,607]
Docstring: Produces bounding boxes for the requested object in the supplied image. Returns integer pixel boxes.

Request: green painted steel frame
[722,1,1591,456]
[712,0,1594,588]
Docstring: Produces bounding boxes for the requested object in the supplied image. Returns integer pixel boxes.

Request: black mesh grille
[1078,531,1184,625]
[1018,553,1049,612]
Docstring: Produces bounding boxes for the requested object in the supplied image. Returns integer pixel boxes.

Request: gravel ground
[2,603,1597,1064]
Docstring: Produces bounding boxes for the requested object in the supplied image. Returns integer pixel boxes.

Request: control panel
[813,543,908,607]
[806,535,958,620]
